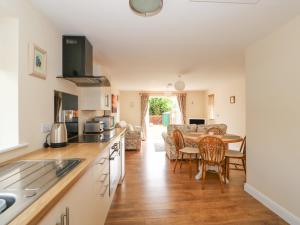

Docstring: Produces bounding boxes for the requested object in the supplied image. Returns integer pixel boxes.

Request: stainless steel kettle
[50,123,68,148]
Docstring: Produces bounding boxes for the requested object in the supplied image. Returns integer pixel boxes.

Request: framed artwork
[29,43,47,79]
[230,96,236,104]
[112,94,118,113]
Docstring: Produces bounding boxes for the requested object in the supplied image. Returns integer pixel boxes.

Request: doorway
[147,96,182,152]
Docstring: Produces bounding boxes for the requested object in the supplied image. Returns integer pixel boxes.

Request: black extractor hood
[57,36,110,87]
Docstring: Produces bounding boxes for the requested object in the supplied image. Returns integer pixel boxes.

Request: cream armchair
[115,121,142,150]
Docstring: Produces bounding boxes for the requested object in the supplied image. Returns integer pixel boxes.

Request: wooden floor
[105,141,287,225]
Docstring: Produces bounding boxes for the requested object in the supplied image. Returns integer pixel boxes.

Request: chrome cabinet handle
[66,207,69,225]
[56,214,65,225]
[100,184,109,197]
[62,214,65,225]
[56,207,69,225]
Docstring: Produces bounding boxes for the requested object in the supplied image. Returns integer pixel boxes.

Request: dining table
[182,133,243,181]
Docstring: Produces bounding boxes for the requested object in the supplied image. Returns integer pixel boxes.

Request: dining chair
[225,137,246,176]
[172,129,199,179]
[207,127,224,135]
[198,136,226,193]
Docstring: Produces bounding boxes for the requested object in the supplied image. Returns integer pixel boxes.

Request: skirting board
[244,183,300,225]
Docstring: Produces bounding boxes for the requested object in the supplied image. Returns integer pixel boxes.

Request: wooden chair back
[240,136,246,156]
[198,136,226,164]
[207,127,224,135]
[173,129,185,153]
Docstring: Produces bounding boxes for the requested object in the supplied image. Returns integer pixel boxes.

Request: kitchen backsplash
[78,110,105,135]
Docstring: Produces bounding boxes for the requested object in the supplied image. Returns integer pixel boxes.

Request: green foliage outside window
[149,98,172,116]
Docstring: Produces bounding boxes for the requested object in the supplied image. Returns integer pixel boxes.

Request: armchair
[115,121,142,150]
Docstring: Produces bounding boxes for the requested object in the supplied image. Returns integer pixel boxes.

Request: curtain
[176,93,187,124]
[140,93,149,140]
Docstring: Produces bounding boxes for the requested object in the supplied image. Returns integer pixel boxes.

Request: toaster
[84,121,104,134]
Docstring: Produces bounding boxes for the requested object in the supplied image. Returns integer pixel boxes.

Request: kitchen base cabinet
[38,148,110,225]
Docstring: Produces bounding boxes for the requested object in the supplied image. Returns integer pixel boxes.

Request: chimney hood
[57,35,110,87]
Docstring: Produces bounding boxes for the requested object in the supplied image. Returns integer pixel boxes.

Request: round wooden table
[183,133,243,181]
[183,133,243,145]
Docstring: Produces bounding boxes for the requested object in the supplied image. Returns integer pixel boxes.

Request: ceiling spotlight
[129,0,163,17]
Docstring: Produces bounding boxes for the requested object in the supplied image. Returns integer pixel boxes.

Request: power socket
[41,123,52,133]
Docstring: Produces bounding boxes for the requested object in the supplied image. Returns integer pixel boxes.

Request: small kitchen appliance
[50,123,68,148]
[68,129,115,143]
[84,120,104,134]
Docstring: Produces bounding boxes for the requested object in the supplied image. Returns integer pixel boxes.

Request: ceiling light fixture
[174,75,185,91]
[129,0,163,17]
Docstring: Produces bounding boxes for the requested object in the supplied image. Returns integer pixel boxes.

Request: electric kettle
[50,123,68,148]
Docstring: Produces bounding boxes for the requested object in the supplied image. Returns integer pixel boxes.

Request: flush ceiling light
[129,0,163,17]
[174,75,185,91]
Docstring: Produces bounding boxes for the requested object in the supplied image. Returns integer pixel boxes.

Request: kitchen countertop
[6,128,126,225]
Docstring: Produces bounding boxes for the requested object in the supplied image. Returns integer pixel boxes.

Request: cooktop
[68,129,116,143]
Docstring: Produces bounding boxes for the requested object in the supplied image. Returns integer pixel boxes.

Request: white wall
[0,0,79,162]
[246,15,300,221]
[206,77,246,136]
[0,18,19,149]
[119,91,141,126]
[186,91,207,121]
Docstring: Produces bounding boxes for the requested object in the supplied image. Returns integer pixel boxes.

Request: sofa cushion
[205,124,227,134]
[167,124,197,135]
[125,130,141,139]
[196,125,206,133]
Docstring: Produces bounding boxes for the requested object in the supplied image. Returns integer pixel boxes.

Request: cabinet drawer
[94,171,109,197]
[93,159,108,180]
[94,159,108,172]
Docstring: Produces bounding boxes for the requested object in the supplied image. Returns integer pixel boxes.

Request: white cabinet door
[38,167,96,225]
[79,87,102,110]
[37,198,65,225]
[38,148,110,225]
[79,87,111,111]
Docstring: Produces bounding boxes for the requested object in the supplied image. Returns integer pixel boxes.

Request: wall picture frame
[29,43,47,79]
[230,96,236,104]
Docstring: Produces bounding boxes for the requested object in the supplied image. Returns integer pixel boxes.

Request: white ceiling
[30,0,300,90]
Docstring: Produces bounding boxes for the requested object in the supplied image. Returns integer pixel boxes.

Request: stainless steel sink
[0,159,82,225]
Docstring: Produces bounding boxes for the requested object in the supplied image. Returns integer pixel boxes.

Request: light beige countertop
[6,128,126,225]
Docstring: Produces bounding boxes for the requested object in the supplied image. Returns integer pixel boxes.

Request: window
[208,94,215,120]
[0,18,19,151]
